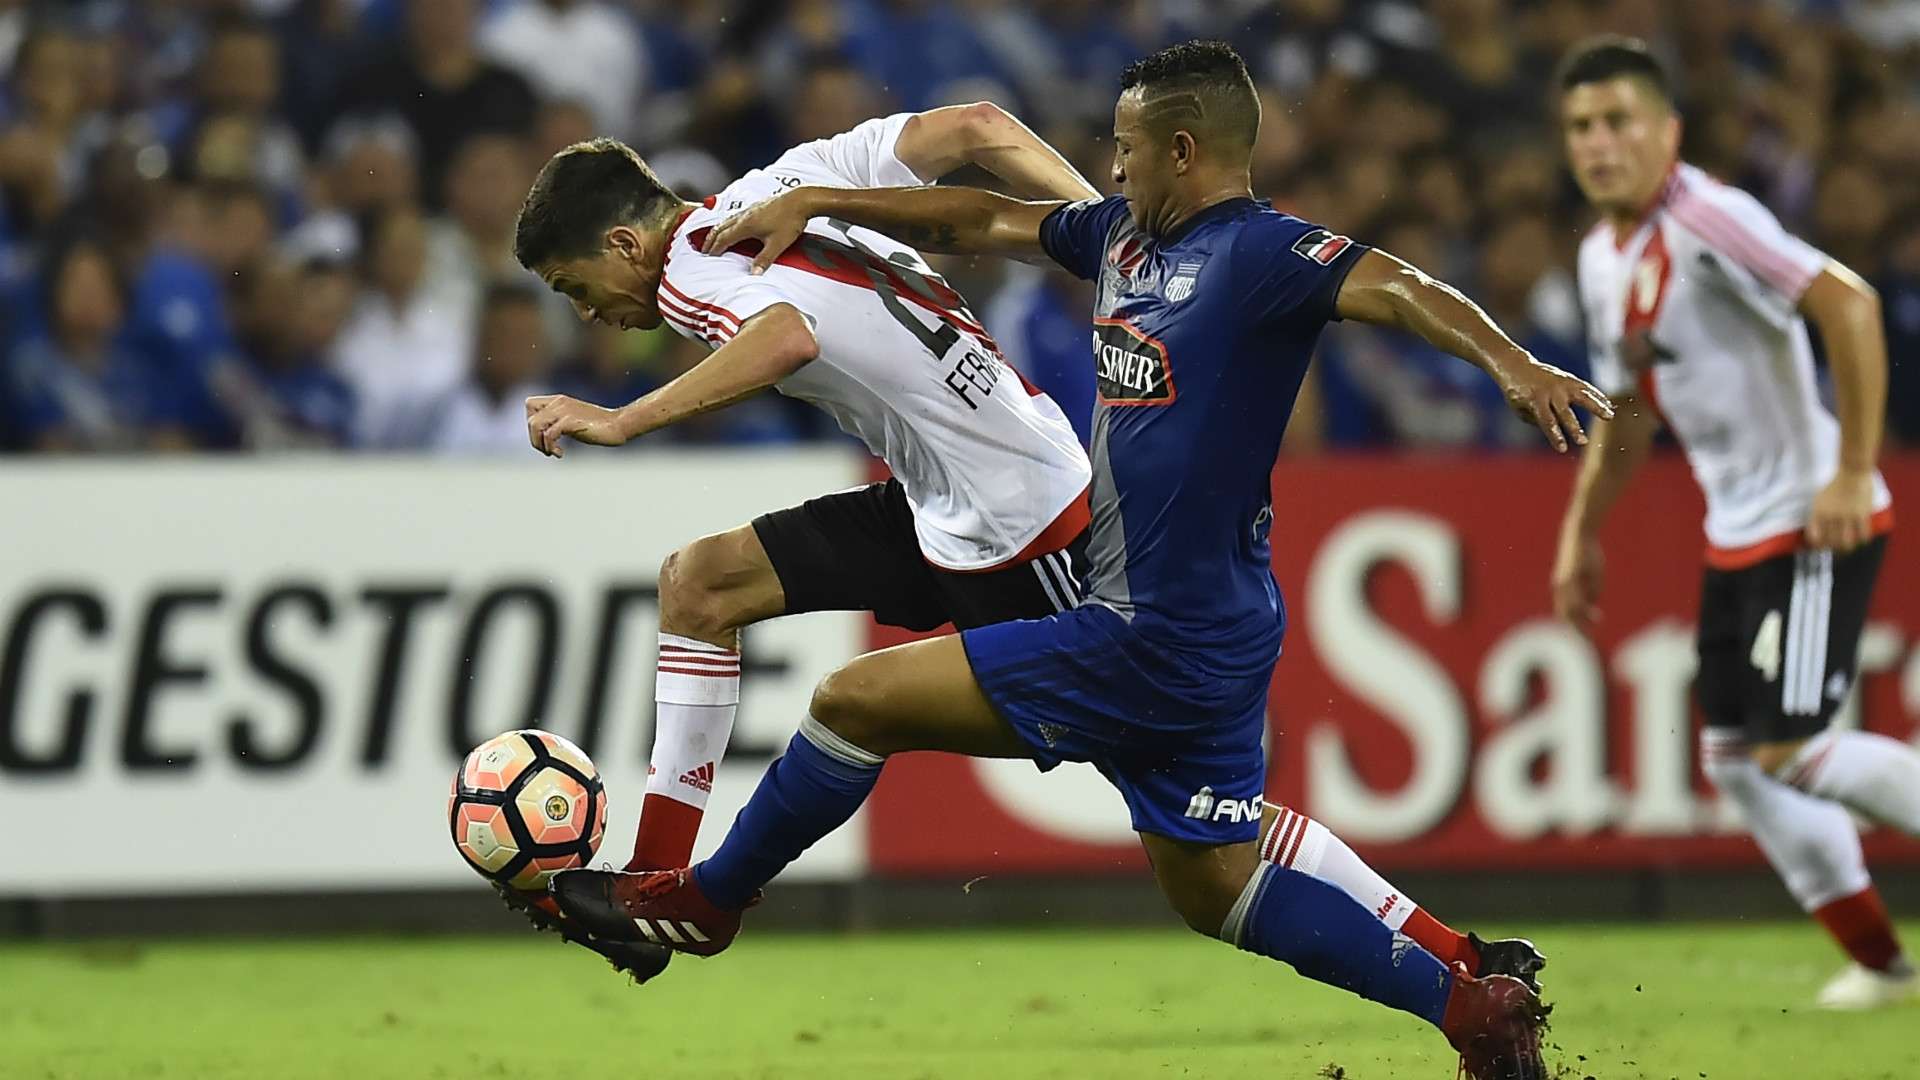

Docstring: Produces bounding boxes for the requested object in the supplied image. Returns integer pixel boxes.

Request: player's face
[1111,91,1172,232]
[1561,78,1680,214]
[539,226,663,331]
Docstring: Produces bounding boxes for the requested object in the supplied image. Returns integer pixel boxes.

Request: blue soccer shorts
[961,603,1270,845]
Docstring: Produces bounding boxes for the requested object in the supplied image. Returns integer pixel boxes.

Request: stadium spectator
[220,254,357,449]
[277,114,418,271]
[329,202,470,448]
[421,131,577,351]
[529,97,595,164]
[272,0,369,153]
[479,0,645,140]
[0,0,1914,455]
[161,15,306,218]
[835,0,1013,114]
[431,280,551,455]
[0,28,102,236]
[782,55,891,147]
[1232,0,1385,95]
[74,136,244,448]
[329,0,537,211]
[1384,0,1557,147]
[3,230,196,451]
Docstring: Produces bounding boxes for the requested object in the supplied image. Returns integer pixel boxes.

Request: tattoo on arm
[903,222,960,251]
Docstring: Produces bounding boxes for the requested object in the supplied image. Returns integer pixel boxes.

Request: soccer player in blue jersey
[554,41,1608,1078]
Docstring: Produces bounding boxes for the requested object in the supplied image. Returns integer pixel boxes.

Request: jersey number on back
[792,222,1003,410]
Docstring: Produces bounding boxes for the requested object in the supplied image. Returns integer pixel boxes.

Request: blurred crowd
[0,0,1915,456]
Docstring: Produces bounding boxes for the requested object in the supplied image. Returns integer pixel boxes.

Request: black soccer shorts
[751,479,1090,632]
[1695,535,1887,742]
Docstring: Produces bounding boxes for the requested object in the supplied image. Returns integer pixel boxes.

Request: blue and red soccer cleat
[548,867,759,957]
[1440,962,1552,1080]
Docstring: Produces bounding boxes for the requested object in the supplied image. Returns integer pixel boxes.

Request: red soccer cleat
[547,867,758,957]
[1440,963,1552,1080]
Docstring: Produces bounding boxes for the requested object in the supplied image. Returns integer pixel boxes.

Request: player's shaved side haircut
[514,138,677,270]
[1555,35,1672,109]
[1119,40,1261,151]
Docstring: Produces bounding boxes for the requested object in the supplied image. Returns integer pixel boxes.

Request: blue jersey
[1039,194,1365,679]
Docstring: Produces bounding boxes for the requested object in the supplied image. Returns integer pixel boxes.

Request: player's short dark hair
[514,138,676,271]
[1119,40,1260,150]
[1555,35,1672,107]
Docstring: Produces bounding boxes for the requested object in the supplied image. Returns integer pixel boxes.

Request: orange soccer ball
[448,729,608,891]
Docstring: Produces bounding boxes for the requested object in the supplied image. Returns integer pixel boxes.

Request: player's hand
[1550,531,1605,634]
[700,189,817,275]
[1496,358,1614,453]
[1805,467,1875,552]
[524,394,634,458]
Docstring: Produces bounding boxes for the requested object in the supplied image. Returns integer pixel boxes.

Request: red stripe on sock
[628,793,706,871]
[1275,812,1298,862]
[1401,907,1476,970]
[1815,886,1904,972]
[1262,811,1292,862]
[1280,813,1309,867]
[657,665,741,677]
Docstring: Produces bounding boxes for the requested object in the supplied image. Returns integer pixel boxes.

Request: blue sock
[693,717,882,909]
[1224,863,1455,1028]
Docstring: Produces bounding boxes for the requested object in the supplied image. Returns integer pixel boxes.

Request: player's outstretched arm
[1334,248,1615,452]
[1798,262,1887,552]
[525,304,819,457]
[702,185,1060,273]
[893,102,1099,201]
[1550,397,1659,633]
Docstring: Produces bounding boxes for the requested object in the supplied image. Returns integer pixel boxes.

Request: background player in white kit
[1549,37,1920,1010]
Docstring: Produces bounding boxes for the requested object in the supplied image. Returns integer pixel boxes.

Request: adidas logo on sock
[678,762,715,793]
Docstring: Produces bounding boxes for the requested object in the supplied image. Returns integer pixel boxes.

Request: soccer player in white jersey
[502,103,1542,993]
[498,103,1095,978]
[1550,37,1919,1010]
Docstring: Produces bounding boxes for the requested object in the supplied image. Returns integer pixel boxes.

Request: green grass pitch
[4,922,1917,1079]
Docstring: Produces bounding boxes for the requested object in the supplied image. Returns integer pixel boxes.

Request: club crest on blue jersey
[1164,258,1205,303]
[1106,233,1161,293]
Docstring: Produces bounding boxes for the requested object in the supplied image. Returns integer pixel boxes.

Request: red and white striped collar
[657,195,716,273]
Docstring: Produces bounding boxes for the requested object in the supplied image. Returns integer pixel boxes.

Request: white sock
[644,634,740,812]
[1703,729,1870,910]
[1779,729,1920,836]
[1263,804,1416,930]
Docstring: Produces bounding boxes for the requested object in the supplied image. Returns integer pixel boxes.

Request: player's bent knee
[658,535,755,638]
[808,661,894,754]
